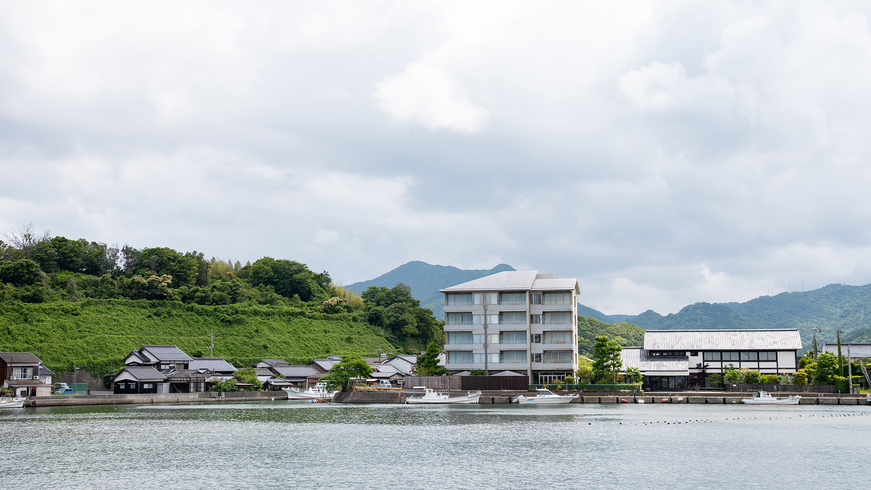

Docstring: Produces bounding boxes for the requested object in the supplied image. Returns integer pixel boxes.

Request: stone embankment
[23,391,281,407]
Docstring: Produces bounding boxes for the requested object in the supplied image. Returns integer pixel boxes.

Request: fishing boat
[0,397,26,408]
[282,382,336,401]
[741,390,800,405]
[514,388,578,404]
[405,387,481,404]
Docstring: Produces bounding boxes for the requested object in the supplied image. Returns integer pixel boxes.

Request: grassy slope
[0,299,396,377]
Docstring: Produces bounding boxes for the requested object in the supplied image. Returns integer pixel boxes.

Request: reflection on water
[2,402,868,489]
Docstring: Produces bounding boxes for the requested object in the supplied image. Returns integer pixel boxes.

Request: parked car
[376,380,393,388]
[54,387,74,395]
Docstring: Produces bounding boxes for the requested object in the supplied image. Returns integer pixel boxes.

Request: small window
[532,353,542,363]
[759,351,777,361]
[740,351,758,361]
[722,351,739,361]
[532,334,542,344]
[703,352,721,361]
[690,351,698,356]
[532,293,542,305]
[142,383,154,389]
[531,314,542,324]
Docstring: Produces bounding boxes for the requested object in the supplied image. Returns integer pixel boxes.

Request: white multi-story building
[440,271,579,384]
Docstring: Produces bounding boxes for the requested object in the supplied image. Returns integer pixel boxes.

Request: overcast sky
[3,1,871,315]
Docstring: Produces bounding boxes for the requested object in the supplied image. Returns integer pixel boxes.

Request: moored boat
[282,382,337,401]
[741,390,800,405]
[514,388,578,404]
[0,397,26,408]
[405,387,481,404]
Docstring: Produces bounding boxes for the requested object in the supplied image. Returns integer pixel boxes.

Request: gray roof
[258,359,290,367]
[38,364,54,376]
[272,365,319,378]
[822,343,871,358]
[121,366,167,382]
[440,271,579,294]
[491,370,525,376]
[189,358,237,373]
[312,357,340,371]
[621,347,690,375]
[140,345,192,362]
[644,329,802,351]
[0,352,42,365]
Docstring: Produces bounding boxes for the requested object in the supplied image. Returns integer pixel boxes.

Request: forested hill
[346,261,516,320]
[0,228,444,377]
[587,283,871,351]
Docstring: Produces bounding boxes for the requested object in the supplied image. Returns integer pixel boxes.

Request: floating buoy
[621,398,628,403]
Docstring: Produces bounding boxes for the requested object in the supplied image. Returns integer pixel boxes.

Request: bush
[563,375,575,384]
[832,376,849,393]
[792,370,808,385]
[707,374,723,388]
[761,374,780,385]
[743,370,762,384]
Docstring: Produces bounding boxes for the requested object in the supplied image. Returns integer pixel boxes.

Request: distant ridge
[346,261,516,320]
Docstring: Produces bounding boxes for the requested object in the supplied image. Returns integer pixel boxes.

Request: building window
[142,383,154,389]
[531,314,542,324]
[543,292,571,305]
[532,334,542,344]
[14,367,30,379]
[650,351,685,357]
[759,351,777,361]
[501,331,526,344]
[543,312,571,324]
[543,351,572,363]
[473,334,484,344]
[500,351,526,363]
[446,294,473,306]
[740,352,758,361]
[473,293,498,305]
[447,332,473,344]
[446,313,473,325]
[116,383,125,389]
[703,352,721,361]
[690,351,698,356]
[487,333,499,345]
[722,352,739,361]
[447,352,474,364]
[500,312,525,324]
[543,331,571,344]
[500,293,526,305]
[532,353,542,363]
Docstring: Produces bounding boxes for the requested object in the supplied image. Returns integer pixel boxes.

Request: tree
[815,352,837,384]
[690,363,710,388]
[723,364,742,384]
[322,355,372,392]
[416,341,448,376]
[0,259,44,286]
[624,367,642,384]
[3,223,50,261]
[592,335,622,383]
[234,367,263,391]
[575,358,594,384]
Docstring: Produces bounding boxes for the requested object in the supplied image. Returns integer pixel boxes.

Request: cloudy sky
[3,1,871,315]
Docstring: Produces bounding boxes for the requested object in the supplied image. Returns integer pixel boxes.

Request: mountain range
[347,261,871,351]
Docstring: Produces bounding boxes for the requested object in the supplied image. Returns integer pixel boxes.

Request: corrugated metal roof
[644,329,802,351]
[440,271,538,292]
[531,277,579,293]
[621,347,690,374]
[189,358,238,373]
[822,343,871,358]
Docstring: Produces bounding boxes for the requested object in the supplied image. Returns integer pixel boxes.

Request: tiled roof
[38,364,54,376]
[0,352,41,364]
[258,359,290,367]
[189,358,237,373]
[822,343,871,358]
[140,345,192,362]
[121,366,167,382]
[644,329,802,351]
[272,365,319,378]
[621,347,689,375]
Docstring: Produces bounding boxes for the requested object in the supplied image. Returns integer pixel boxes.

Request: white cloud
[372,63,489,133]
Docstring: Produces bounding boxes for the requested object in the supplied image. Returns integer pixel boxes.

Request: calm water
[2,401,869,489]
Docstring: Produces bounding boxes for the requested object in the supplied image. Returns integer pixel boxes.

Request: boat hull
[406,392,481,404]
[741,398,801,405]
[515,395,577,404]
[282,388,335,401]
[0,397,26,408]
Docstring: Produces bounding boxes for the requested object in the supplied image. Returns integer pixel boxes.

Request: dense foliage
[577,316,644,357]
[322,355,373,391]
[592,335,623,383]
[0,226,443,377]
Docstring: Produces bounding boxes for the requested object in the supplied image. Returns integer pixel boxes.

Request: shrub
[563,375,575,384]
[707,374,723,388]
[792,370,808,385]
[743,370,762,384]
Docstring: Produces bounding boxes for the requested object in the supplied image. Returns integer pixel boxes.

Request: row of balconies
[443,342,576,350]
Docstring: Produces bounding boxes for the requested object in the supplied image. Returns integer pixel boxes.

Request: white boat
[514,388,578,404]
[405,387,481,404]
[741,390,801,405]
[0,397,26,408]
[282,382,337,401]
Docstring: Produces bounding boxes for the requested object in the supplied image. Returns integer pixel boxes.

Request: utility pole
[208,328,214,357]
[836,329,844,377]
[811,327,821,360]
[847,344,853,394]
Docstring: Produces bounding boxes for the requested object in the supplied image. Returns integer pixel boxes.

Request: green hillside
[577,316,645,357]
[346,261,515,320]
[0,299,396,379]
